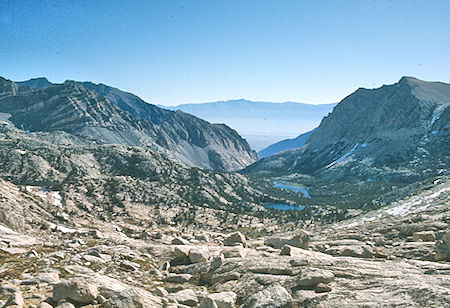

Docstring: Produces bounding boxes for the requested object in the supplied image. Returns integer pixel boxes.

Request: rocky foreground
[1,176,449,307]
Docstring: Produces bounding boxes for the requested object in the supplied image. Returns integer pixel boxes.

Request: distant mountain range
[3,77,257,171]
[245,77,450,181]
[258,129,316,159]
[161,100,336,151]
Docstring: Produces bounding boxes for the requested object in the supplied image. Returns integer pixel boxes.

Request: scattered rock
[22,272,60,285]
[297,268,335,287]
[88,229,104,239]
[207,292,237,308]
[210,254,225,269]
[243,283,293,308]
[265,231,310,249]
[189,247,210,263]
[211,272,241,284]
[52,279,98,304]
[195,234,210,242]
[435,231,450,261]
[120,260,140,272]
[199,296,218,308]
[172,289,198,306]
[222,246,246,258]
[223,232,247,247]
[165,273,192,283]
[0,247,27,255]
[315,283,332,293]
[173,246,191,264]
[413,231,436,242]
[325,245,374,258]
[153,286,169,297]
[289,259,309,267]
[172,237,190,245]
[82,254,106,264]
[159,261,171,271]
[55,302,75,308]
[26,249,39,258]
[4,292,24,307]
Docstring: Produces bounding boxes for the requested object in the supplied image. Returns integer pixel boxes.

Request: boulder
[435,231,450,261]
[82,254,106,264]
[189,247,210,263]
[53,279,98,304]
[413,231,436,242]
[172,289,198,306]
[4,292,24,307]
[289,259,309,267]
[208,292,237,308]
[265,231,310,249]
[315,283,332,293]
[165,273,192,283]
[210,254,225,269]
[22,272,60,285]
[103,287,161,308]
[325,245,374,258]
[211,272,241,284]
[222,246,246,258]
[243,283,293,308]
[223,232,247,247]
[55,303,75,308]
[199,297,218,308]
[37,303,53,308]
[195,234,211,242]
[153,286,169,297]
[172,237,190,245]
[297,268,334,287]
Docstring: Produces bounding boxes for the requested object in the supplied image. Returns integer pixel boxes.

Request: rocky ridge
[1,77,257,171]
[245,77,450,181]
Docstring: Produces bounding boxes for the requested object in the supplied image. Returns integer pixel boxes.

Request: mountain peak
[16,77,52,88]
[399,76,419,84]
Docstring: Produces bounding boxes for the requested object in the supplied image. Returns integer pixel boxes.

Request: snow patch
[327,143,359,168]
[385,186,449,216]
[49,223,77,234]
[344,216,376,228]
[0,224,18,234]
[25,186,62,206]
[385,200,422,216]
[361,143,367,148]
[430,106,446,126]
[51,192,62,206]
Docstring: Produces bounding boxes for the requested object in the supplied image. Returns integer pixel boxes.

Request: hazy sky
[1,0,449,106]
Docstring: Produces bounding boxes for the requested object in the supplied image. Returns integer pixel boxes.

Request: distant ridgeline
[163,99,336,151]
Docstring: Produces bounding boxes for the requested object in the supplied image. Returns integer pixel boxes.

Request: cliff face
[245,77,450,180]
[0,77,257,171]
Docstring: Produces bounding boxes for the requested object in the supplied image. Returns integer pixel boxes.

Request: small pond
[263,203,305,211]
[273,180,310,198]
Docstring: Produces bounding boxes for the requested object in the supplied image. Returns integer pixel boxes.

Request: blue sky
[1,0,449,105]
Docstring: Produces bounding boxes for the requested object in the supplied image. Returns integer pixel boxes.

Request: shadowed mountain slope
[245,77,450,181]
[2,77,257,171]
